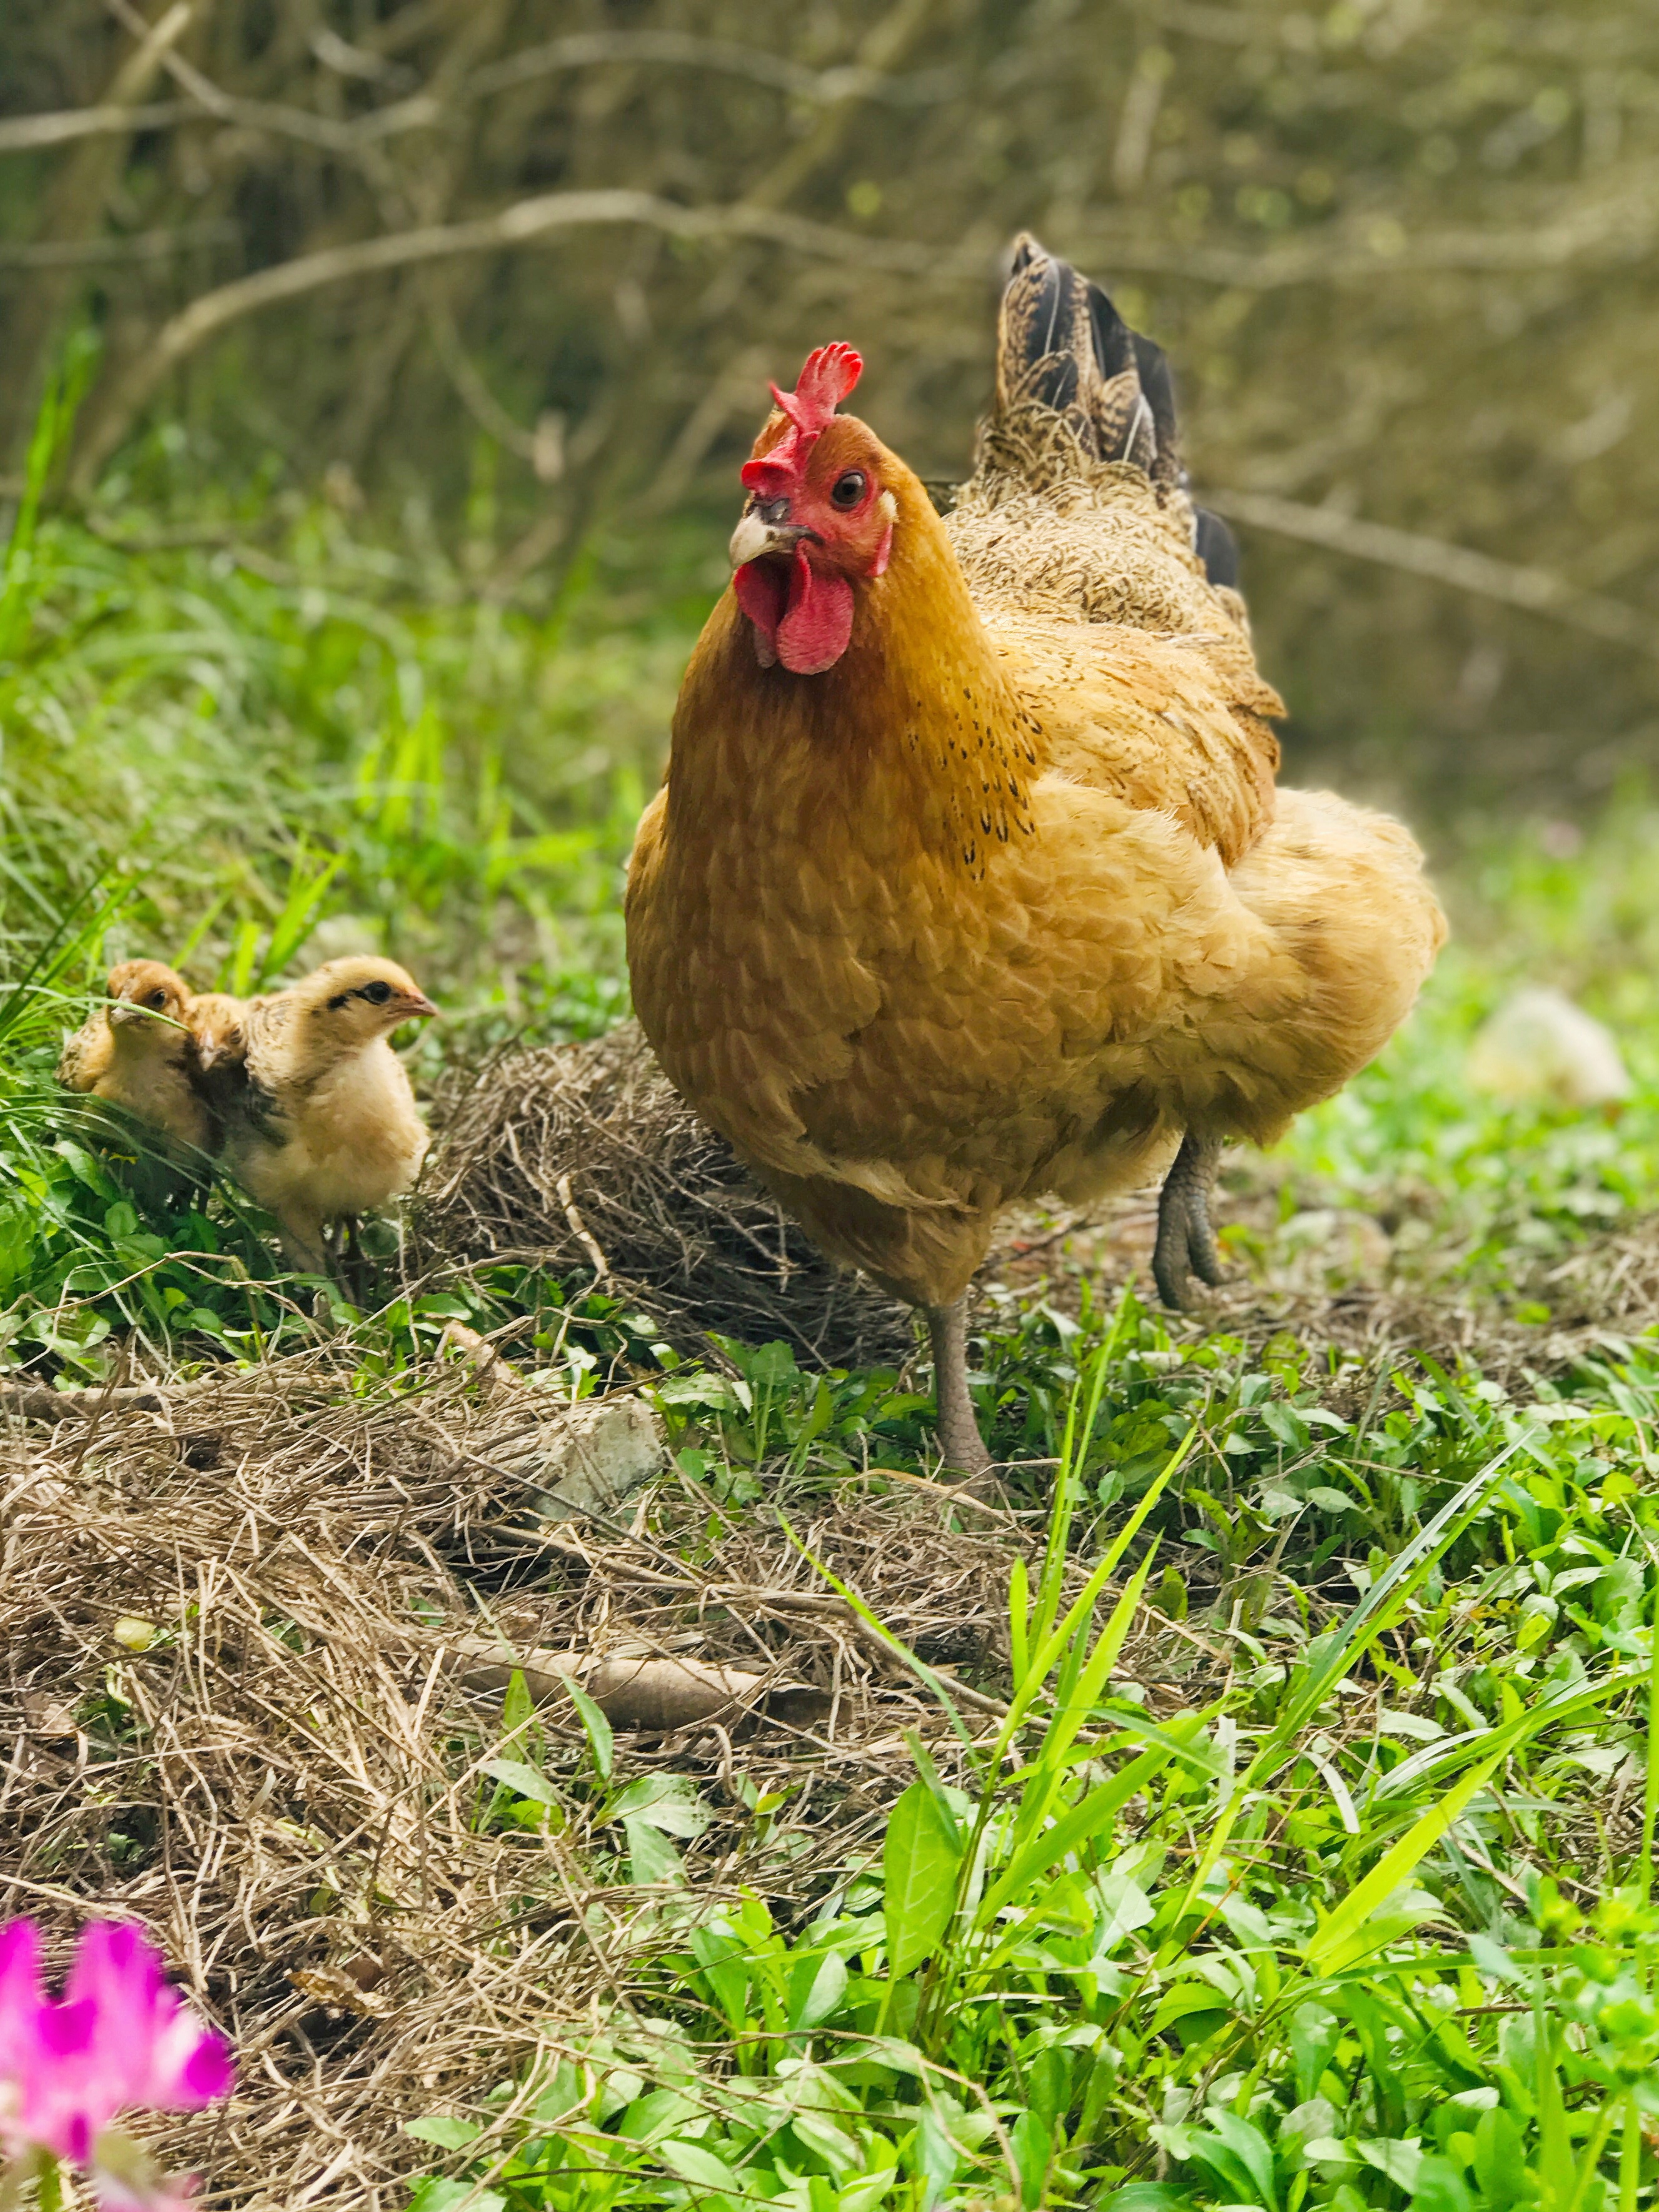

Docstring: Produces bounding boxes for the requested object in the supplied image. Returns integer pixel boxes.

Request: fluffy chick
[186,990,252,1076]
[219,956,436,1272]
[183,989,256,1138]
[56,961,213,1156]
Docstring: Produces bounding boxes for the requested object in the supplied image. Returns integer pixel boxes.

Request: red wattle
[776,545,854,674]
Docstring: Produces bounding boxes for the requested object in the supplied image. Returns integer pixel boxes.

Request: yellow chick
[219,956,436,1272]
[185,990,253,1078]
[56,961,213,1156]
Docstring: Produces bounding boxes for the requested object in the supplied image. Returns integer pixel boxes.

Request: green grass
[9,410,1659,2212]
[406,1305,1659,2212]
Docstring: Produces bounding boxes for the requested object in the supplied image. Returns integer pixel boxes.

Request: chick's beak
[401,992,438,1020]
[728,509,812,570]
[108,998,140,1026]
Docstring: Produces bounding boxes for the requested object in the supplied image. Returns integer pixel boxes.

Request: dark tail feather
[1193,508,1239,590]
[995,232,1240,588]
[996,233,1156,472]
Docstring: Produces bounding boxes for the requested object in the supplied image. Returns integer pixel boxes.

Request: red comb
[741,343,864,497]
[772,343,862,433]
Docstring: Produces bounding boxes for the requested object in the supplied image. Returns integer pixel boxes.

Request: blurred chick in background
[56,961,213,1156]
[217,956,436,1272]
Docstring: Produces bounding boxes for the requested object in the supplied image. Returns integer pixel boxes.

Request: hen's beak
[728,510,812,570]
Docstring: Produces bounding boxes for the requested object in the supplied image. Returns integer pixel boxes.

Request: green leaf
[1411,2154,1476,2212]
[403,2117,482,2149]
[500,1669,533,1744]
[482,1758,560,1807]
[787,1947,850,2031]
[565,1675,614,1780]
[1472,2106,1531,2212]
[406,2183,503,2212]
[624,1815,683,1886]
[882,1779,962,1976]
[606,1774,708,1836]
[1012,2109,1054,2209]
[1207,2110,1279,2212]
[979,1744,1174,1924]
[659,2139,742,2193]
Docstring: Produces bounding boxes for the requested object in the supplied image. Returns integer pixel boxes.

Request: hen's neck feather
[672,463,1041,873]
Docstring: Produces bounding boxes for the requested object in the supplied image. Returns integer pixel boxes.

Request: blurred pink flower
[0,1918,231,2209]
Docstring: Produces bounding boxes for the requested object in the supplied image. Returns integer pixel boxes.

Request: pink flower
[0,1919,231,2209]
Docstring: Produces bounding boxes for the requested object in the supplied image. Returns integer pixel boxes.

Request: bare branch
[103,0,388,161]
[461,29,958,110]
[1211,489,1659,658]
[73,188,964,484]
[0,222,232,271]
[0,26,955,164]
[0,103,190,154]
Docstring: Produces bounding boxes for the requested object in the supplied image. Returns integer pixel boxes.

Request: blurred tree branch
[1,0,1656,800]
[1211,492,1659,660]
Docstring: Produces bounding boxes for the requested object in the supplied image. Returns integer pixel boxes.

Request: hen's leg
[925,1296,992,1479]
[1152,1134,1224,1310]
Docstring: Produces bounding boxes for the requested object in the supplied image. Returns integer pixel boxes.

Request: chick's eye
[147,990,166,1009]
[830,470,867,510]
[360,980,393,1005]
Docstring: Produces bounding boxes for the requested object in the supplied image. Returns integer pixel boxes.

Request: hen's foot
[1152,1134,1225,1310]
[925,1296,992,1480]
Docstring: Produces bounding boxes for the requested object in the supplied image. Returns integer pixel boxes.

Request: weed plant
[406,1307,1659,2212]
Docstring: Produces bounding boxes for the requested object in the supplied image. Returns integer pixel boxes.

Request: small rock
[522,1395,669,1520]
[1467,987,1633,1110]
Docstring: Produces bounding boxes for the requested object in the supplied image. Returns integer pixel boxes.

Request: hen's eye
[359,980,393,1006]
[147,990,167,1009]
[830,470,867,510]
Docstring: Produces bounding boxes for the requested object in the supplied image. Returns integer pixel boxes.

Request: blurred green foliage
[1,0,1655,809]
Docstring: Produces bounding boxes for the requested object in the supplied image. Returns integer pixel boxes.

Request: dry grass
[11,1021,1659,2206]
[0,1345,1079,2209]
[413,1023,912,1370]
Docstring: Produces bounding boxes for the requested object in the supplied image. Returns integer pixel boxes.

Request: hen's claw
[1152,1134,1224,1310]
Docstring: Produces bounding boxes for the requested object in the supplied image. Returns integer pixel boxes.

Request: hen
[626,238,1445,1475]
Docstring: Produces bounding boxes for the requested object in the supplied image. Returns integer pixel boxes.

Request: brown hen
[626,239,1445,1475]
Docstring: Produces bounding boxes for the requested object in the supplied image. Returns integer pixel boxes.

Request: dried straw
[0,1346,1100,2209]
[411,1022,912,1370]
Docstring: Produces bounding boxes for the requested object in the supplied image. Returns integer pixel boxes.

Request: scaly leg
[1152,1134,1225,1310]
[925,1296,992,1480]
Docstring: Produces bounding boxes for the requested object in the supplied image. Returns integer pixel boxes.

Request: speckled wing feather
[990,620,1280,869]
[56,1012,112,1092]
[213,994,293,1146]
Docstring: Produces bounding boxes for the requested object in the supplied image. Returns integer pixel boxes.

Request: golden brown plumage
[625,245,1445,1471]
[56,961,213,1157]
